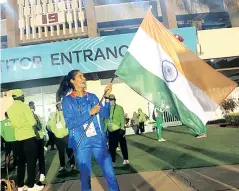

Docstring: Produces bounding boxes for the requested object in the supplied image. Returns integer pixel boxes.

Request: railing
[17,0,86,43]
[162,111,182,128]
[94,0,149,6]
[148,102,182,128]
[161,87,239,124]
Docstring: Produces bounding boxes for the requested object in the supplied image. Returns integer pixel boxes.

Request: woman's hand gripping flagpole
[67,75,116,165]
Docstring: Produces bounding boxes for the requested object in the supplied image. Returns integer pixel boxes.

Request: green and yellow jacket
[0,118,16,142]
[7,100,36,141]
[138,110,146,123]
[104,104,125,132]
[47,111,68,138]
[32,112,45,139]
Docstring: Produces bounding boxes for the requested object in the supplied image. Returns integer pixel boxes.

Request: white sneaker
[23,185,28,191]
[70,164,75,170]
[18,187,24,191]
[17,185,28,191]
[39,174,45,182]
[28,184,44,191]
[58,167,66,172]
[27,187,37,191]
[35,184,44,191]
[123,160,130,165]
[158,138,166,142]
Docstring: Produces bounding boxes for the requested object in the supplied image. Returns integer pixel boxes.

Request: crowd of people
[0,69,168,191]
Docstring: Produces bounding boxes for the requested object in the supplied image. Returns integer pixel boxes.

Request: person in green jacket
[7,89,44,191]
[137,108,146,134]
[47,102,75,172]
[0,112,17,169]
[29,101,46,182]
[104,94,129,165]
[154,107,166,142]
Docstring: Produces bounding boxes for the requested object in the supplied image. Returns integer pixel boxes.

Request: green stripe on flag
[116,52,206,135]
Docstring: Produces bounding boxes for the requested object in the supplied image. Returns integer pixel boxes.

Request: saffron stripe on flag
[139,10,237,104]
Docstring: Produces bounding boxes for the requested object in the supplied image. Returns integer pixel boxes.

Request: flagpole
[67,74,116,164]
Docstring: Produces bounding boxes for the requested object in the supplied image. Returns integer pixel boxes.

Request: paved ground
[41,126,239,184]
[2,126,238,190]
[43,164,239,191]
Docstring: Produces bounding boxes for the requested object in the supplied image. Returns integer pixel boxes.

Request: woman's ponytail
[56,70,80,102]
[56,76,71,102]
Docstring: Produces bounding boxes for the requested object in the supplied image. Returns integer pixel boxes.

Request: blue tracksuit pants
[76,147,119,191]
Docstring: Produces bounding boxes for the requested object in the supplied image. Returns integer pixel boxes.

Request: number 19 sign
[35,12,65,26]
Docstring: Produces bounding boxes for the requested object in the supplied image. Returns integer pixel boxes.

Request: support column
[84,0,98,37]
[158,0,177,29]
[5,0,19,48]
[149,0,159,18]
[225,0,239,27]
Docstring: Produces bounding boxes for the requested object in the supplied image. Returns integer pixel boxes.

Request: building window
[0,4,6,20]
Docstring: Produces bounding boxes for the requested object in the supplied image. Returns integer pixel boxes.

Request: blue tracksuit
[62,92,119,191]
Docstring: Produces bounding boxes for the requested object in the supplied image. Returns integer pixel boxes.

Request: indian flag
[115,10,237,135]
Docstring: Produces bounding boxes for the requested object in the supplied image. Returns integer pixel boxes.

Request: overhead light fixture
[129,26,138,29]
[103,29,115,32]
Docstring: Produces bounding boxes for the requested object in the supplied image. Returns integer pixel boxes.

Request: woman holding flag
[57,70,119,191]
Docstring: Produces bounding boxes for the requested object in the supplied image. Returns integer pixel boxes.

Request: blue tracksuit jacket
[62,91,119,191]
